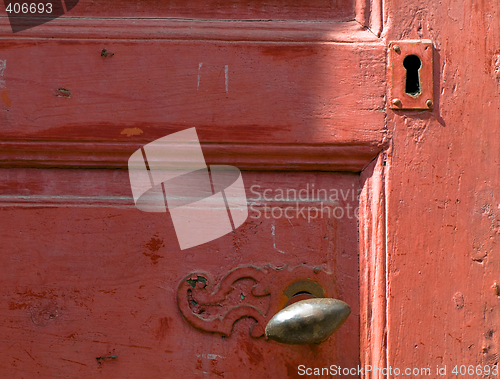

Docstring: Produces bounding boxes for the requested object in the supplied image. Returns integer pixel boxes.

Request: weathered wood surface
[385,0,500,375]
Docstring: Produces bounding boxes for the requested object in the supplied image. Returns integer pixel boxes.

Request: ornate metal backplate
[176,265,336,338]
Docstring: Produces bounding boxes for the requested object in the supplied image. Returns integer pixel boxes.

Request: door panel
[0,39,384,144]
[62,0,356,21]
[1,169,359,378]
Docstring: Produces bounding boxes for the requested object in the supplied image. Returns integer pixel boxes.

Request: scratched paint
[225,64,228,93]
[197,62,202,90]
[0,60,5,88]
[197,354,225,360]
[271,223,286,254]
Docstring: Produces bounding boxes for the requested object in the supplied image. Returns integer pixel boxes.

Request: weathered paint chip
[453,292,465,309]
[56,88,71,98]
[1,90,11,107]
[101,49,114,57]
[121,127,143,137]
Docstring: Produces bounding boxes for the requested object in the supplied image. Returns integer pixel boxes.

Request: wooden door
[0,0,454,378]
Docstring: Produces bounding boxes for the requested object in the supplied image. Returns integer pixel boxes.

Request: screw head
[392,98,402,107]
[426,99,433,108]
[392,44,401,53]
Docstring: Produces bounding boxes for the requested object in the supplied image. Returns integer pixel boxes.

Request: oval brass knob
[265,298,351,345]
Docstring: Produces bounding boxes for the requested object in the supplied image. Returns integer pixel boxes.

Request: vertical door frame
[360,153,388,378]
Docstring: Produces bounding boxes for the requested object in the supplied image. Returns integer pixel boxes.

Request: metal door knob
[264,298,351,345]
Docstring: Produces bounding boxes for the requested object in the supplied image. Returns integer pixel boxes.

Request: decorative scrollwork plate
[177,265,336,338]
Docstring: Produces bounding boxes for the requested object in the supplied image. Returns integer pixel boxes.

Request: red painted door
[6,0,485,378]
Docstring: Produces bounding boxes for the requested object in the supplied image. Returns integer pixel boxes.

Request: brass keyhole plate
[388,40,434,110]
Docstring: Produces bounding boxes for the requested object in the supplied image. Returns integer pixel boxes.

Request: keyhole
[403,54,422,96]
